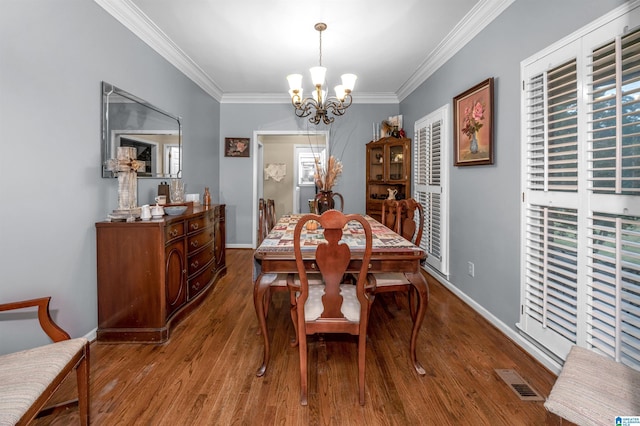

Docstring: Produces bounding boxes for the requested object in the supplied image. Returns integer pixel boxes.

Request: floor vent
[495,369,544,401]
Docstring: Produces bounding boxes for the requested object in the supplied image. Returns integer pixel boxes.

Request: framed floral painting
[453,77,494,166]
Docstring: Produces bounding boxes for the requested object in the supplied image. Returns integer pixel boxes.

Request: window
[519,4,640,370]
[414,105,449,276]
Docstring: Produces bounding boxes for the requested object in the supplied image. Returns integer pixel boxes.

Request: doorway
[252,130,328,248]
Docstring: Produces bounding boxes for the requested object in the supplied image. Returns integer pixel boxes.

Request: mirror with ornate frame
[102,82,182,178]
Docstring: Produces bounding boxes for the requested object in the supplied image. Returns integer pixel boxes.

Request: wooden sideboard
[96,204,226,343]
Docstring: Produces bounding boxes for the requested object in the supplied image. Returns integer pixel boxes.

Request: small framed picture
[453,77,494,166]
[225,137,250,157]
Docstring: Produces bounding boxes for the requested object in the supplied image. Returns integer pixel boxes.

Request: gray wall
[0,0,220,354]
[400,0,627,331]
[219,103,399,246]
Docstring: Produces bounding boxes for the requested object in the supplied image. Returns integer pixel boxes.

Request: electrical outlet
[468,261,475,277]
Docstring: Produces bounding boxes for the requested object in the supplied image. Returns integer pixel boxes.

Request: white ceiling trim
[221,92,399,104]
[95,0,513,104]
[94,0,224,101]
[397,0,515,101]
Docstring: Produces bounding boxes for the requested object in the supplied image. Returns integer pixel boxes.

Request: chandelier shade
[287,23,357,125]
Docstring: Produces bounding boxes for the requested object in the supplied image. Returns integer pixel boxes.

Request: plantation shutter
[585,28,640,369]
[414,106,449,276]
[520,6,640,371]
[520,54,580,358]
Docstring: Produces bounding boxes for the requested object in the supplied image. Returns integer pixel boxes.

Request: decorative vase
[203,187,211,207]
[314,190,344,214]
[470,131,479,154]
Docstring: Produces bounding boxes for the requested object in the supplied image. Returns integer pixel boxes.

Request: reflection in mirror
[102,82,182,178]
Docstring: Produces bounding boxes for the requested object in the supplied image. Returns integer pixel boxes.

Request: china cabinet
[96,204,226,343]
[366,137,411,222]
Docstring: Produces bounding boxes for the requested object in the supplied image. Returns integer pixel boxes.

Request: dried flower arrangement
[314,155,343,191]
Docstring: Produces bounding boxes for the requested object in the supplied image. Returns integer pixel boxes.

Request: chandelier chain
[318,29,322,67]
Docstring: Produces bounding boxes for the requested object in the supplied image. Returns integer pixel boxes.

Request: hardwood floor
[35,249,558,425]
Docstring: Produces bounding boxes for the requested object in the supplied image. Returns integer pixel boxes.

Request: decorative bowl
[164,206,188,216]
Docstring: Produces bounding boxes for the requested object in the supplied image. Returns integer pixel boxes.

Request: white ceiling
[96,0,513,103]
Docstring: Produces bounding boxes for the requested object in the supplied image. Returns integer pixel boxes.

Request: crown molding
[94,0,224,101]
[221,92,399,104]
[96,0,512,105]
[396,0,515,101]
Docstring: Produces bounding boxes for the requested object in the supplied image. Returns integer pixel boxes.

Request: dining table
[253,213,429,377]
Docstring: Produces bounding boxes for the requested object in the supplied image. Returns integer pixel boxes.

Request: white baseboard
[84,327,97,343]
[226,243,253,249]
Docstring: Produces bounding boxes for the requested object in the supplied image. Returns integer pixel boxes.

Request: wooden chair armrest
[0,297,70,342]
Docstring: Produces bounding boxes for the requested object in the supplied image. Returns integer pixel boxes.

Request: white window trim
[414,104,450,278]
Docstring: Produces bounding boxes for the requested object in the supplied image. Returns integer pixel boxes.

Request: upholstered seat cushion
[290,273,324,286]
[544,345,640,426]
[304,284,360,322]
[0,337,88,425]
[259,273,289,287]
[370,272,410,287]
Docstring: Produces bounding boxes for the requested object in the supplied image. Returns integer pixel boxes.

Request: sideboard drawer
[187,228,213,252]
[187,216,207,234]
[165,221,185,242]
[187,242,214,276]
[188,261,215,300]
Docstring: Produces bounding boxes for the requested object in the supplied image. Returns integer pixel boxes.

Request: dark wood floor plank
[33,248,556,425]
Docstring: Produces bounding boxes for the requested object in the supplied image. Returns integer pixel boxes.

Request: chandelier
[287,23,357,125]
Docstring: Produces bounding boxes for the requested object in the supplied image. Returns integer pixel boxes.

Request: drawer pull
[191,223,199,230]
[191,240,200,248]
[191,260,199,269]
[169,229,178,237]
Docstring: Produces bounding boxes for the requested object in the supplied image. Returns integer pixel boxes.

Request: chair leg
[77,343,90,426]
[358,329,367,406]
[289,292,299,347]
[299,332,308,406]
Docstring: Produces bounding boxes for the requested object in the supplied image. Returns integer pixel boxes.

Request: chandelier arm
[340,93,353,108]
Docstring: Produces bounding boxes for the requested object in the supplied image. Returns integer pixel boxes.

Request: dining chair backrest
[266,199,276,231]
[381,199,401,232]
[290,209,374,405]
[397,198,424,246]
[258,198,268,245]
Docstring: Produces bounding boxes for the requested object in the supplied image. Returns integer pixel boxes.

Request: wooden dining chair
[256,198,287,325]
[258,198,268,245]
[371,198,424,318]
[266,199,276,231]
[287,210,375,405]
[0,297,90,425]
